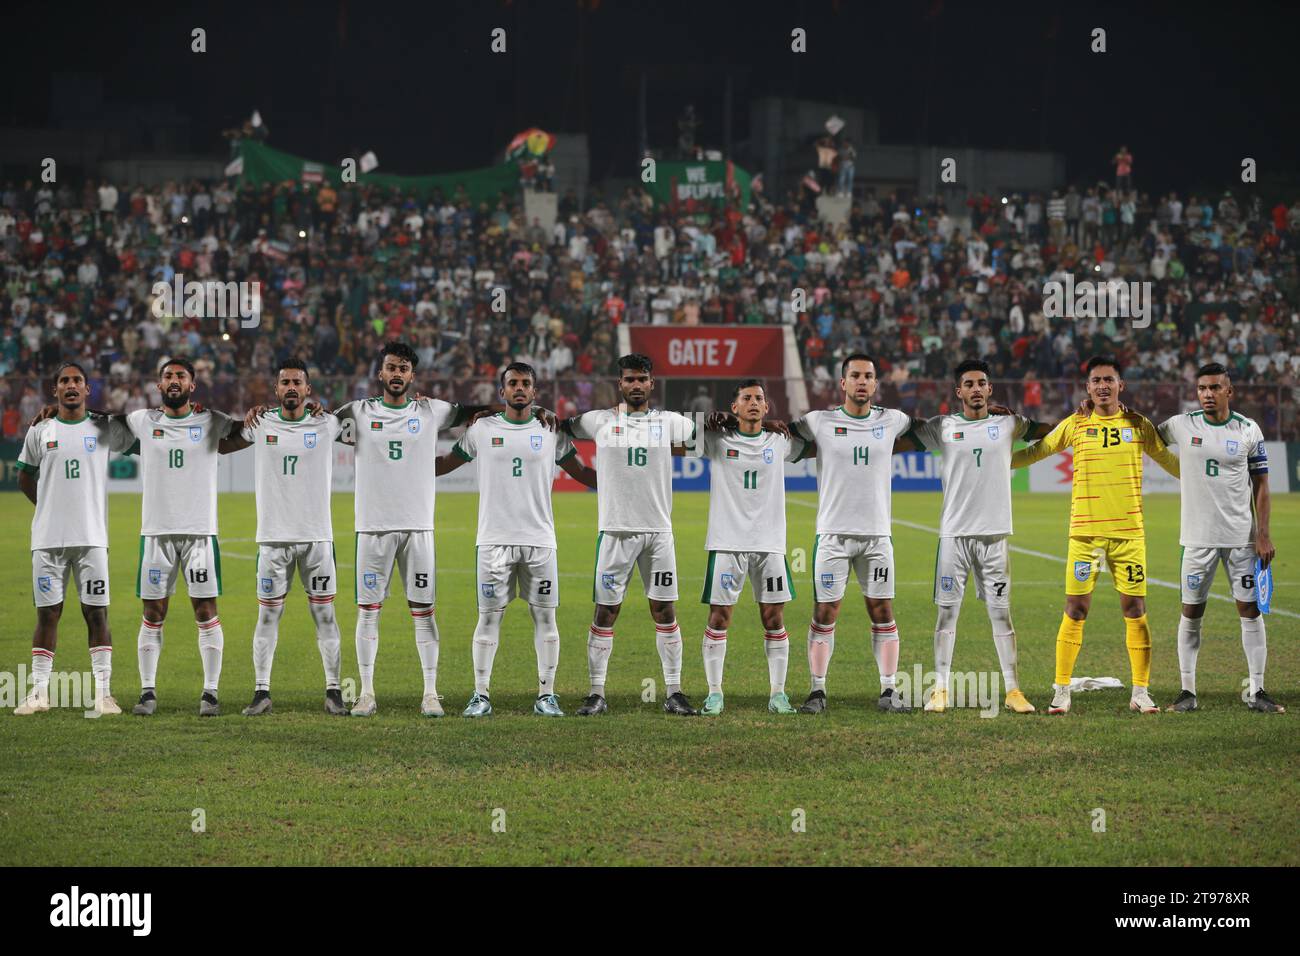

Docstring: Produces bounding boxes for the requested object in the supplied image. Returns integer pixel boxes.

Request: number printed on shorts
[188,567,208,584]
[765,575,785,593]
[653,570,673,588]
[1126,564,1146,583]
[85,579,105,595]
[873,566,889,582]
[537,579,552,596]
[1242,574,1255,590]
[310,575,331,591]
[414,572,428,589]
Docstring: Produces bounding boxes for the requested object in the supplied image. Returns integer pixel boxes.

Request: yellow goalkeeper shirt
[1010,410,1180,540]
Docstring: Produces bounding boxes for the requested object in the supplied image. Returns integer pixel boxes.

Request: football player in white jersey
[791,353,916,714]
[697,380,812,716]
[563,353,701,717]
[333,341,520,718]
[236,359,347,717]
[437,362,597,717]
[1157,362,1281,713]
[15,361,135,716]
[95,357,244,717]
[897,360,1052,714]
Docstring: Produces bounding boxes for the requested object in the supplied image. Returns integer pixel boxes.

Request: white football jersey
[569,408,695,532]
[793,406,913,536]
[453,413,576,549]
[337,397,460,533]
[242,409,341,543]
[17,414,134,549]
[911,413,1033,537]
[126,407,234,536]
[1158,411,1267,547]
[701,429,805,553]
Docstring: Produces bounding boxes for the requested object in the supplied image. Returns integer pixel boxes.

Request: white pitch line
[787,499,1299,620]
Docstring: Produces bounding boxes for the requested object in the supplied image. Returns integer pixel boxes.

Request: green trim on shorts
[591,531,604,603]
[932,538,941,606]
[701,550,717,605]
[812,534,820,601]
[135,535,145,598]
[211,536,223,596]
[784,555,796,601]
[353,532,359,603]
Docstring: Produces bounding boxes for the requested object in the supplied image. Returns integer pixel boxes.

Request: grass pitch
[1,491,1296,866]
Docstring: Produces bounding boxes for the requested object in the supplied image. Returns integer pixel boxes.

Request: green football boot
[461,692,493,718]
[768,691,796,714]
[700,691,724,716]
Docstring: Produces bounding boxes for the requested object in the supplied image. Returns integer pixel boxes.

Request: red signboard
[627,326,785,378]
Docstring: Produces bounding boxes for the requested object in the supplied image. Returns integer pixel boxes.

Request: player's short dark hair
[1084,354,1123,378]
[52,361,88,382]
[501,361,536,386]
[278,357,310,381]
[159,356,196,379]
[617,353,653,376]
[1196,362,1230,380]
[841,353,877,378]
[954,359,990,382]
[378,340,419,369]
[732,378,765,400]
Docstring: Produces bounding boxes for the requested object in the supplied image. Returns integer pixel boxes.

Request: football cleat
[1129,688,1159,714]
[421,693,445,718]
[241,690,273,716]
[461,693,493,718]
[324,688,349,716]
[663,691,699,716]
[132,690,157,716]
[1167,690,1199,713]
[533,694,564,717]
[768,691,796,714]
[350,692,377,717]
[700,692,725,716]
[924,687,949,713]
[13,690,50,716]
[798,689,828,714]
[199,692,221,717]
[877,688,912,713]
[575,693,608,716]
[1247,689,1286,714]
[1004,689,1036,713]
[1047,683,1071,715]
[93,694,122,717]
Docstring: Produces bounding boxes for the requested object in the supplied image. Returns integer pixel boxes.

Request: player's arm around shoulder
[437,417,479,475]
[1010,415,1071,468]
[217,410,253,454]
[559,442,597,488]
[1136,413,1179,478]
[16,421,42,504]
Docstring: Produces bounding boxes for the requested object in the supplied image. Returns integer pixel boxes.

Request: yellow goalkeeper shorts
[1065,536,1147,596]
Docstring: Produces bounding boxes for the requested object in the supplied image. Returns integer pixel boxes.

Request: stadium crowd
[1,169,1298,439]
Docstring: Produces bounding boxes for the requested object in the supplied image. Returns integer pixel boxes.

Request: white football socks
[530,605,560,696]
[655,620,683,696]
[1241,614,1267,695]
[764,628,789,695]
[587,624,613,697]
[137,619,162,689]
[412,607,439,697]
[471,609,504,696]
[987,604,1020,693]
[932,603,959,691]
[871,620,900,690]
[355,604,381,697]
[31,648,53,694]
[252,597,285,691]
[90,645,112,700]
[308,596,341,690]
[807,620,834,692]
[1177,614,1203,694]
[703,626,727,694]
[197,616,224,694]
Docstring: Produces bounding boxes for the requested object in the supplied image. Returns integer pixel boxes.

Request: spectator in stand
[1112,145,1134,192]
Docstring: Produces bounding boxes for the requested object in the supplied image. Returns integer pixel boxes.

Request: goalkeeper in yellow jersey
[1011,355,1180,715]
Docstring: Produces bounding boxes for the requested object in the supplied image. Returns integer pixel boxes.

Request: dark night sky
[5,0,1298,195]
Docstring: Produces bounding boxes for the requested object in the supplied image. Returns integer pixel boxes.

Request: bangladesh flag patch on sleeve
[45,440,58,449]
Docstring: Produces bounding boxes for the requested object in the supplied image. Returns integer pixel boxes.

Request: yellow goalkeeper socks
[1055,614,1085,686]
[1125,614,1152,688]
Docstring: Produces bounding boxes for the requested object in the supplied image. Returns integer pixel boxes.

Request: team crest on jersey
[1190,436,1202,446]
[407,418,420,434]
[152,428,164,438]
[1073,561,1092,582]
[148,569,162,586]
[265,434,278,445]
[650,424,662,441]
[940,576,954,592]
[834,426,848,436]
[260,578,273,593]
[1226,440,1239,455]
[363,573,378,589]
[952,431,964,441]
[601,573,616,591]
[304,433,317,449]
[83,436,97,452]
[189,426,203,442]
[530,435,544,452]
[721,572,737,591]
[37,576,52,593]
[726,448,739,459]
[1121,428,1133,443]
[763,447,774,464]
[481,583,495,599]
[987,425,999,440]
[491,436,504,447]
[872,425,885,440]
[1186,573,1202,591]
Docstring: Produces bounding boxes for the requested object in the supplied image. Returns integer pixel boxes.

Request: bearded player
[1012,355,1180,715]
[1157,362,1281,713]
